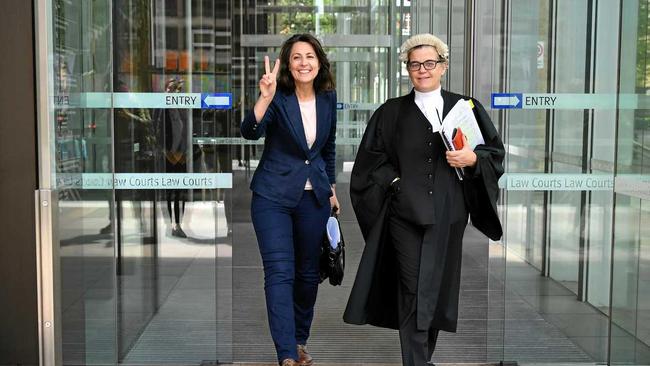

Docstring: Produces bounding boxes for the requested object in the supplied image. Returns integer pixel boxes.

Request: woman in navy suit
[241,34,338,366]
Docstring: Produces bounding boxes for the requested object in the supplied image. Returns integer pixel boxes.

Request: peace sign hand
[260,56,280,100]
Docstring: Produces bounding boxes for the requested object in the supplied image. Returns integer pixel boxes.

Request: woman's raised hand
[260,56,280,99]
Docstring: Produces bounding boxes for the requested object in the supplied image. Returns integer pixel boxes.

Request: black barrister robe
[343,89,505,332]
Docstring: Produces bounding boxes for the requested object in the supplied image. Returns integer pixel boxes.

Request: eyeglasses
[406,59,445,71]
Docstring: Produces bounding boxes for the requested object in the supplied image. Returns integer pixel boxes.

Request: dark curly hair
[277,34,335,94]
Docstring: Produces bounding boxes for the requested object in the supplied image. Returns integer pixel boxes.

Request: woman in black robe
[343,33,505,365]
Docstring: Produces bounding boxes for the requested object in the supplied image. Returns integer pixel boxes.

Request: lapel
[441,89,461,119]
[281,92,310,154]
[312,92,330,151]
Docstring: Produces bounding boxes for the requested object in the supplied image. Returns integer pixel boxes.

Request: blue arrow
[491,93,523,109]
[201,93,232,109]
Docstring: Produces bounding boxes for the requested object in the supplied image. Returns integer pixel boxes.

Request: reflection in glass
[53,0,117,364]
[493,0,633,363]
[111,0,229,363]
[50,0,232,363]
[610,0,650,363]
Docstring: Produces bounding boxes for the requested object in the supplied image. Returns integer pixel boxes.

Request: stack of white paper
[440,99,485,151]
[437,99,486,181]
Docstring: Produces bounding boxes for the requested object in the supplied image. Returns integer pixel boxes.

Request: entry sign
[492,93,560,109]
[491,93,523,109]
[113,92,232,109]
[490,93,629,110]
[201,93,232,109]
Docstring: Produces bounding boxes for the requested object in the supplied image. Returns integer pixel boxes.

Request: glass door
[493,0,618,363]
[39,0,233,364]
[49,1,117,363]
[473,0,650,364]
[610,0,650,363]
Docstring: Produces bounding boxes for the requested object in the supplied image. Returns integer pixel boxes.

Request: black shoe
[172,226,187,238]
[99,224,112,235]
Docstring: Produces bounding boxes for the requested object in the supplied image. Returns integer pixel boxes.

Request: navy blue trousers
[251,191,330,362]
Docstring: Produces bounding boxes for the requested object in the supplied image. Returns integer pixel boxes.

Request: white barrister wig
[399,33,449,62]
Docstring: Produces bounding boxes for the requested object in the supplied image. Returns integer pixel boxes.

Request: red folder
[452,127,464,150]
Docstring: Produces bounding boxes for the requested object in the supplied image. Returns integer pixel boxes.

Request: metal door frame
[34,0,62,364]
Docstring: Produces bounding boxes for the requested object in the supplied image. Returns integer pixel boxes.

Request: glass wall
[611,0,650,363]
[470,0,650,364]
[43,0,232,364]
[51,1,117,363]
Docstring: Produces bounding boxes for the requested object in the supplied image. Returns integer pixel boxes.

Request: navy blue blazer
[241,90,337,208]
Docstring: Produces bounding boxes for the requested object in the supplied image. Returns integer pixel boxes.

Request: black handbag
[319,211,345,286]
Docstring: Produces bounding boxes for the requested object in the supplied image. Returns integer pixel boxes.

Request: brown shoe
[297,344,313,366]
[280,359,298,366]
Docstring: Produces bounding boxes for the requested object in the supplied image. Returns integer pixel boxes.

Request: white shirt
[414,87,444,133]
[299,99,317,190]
